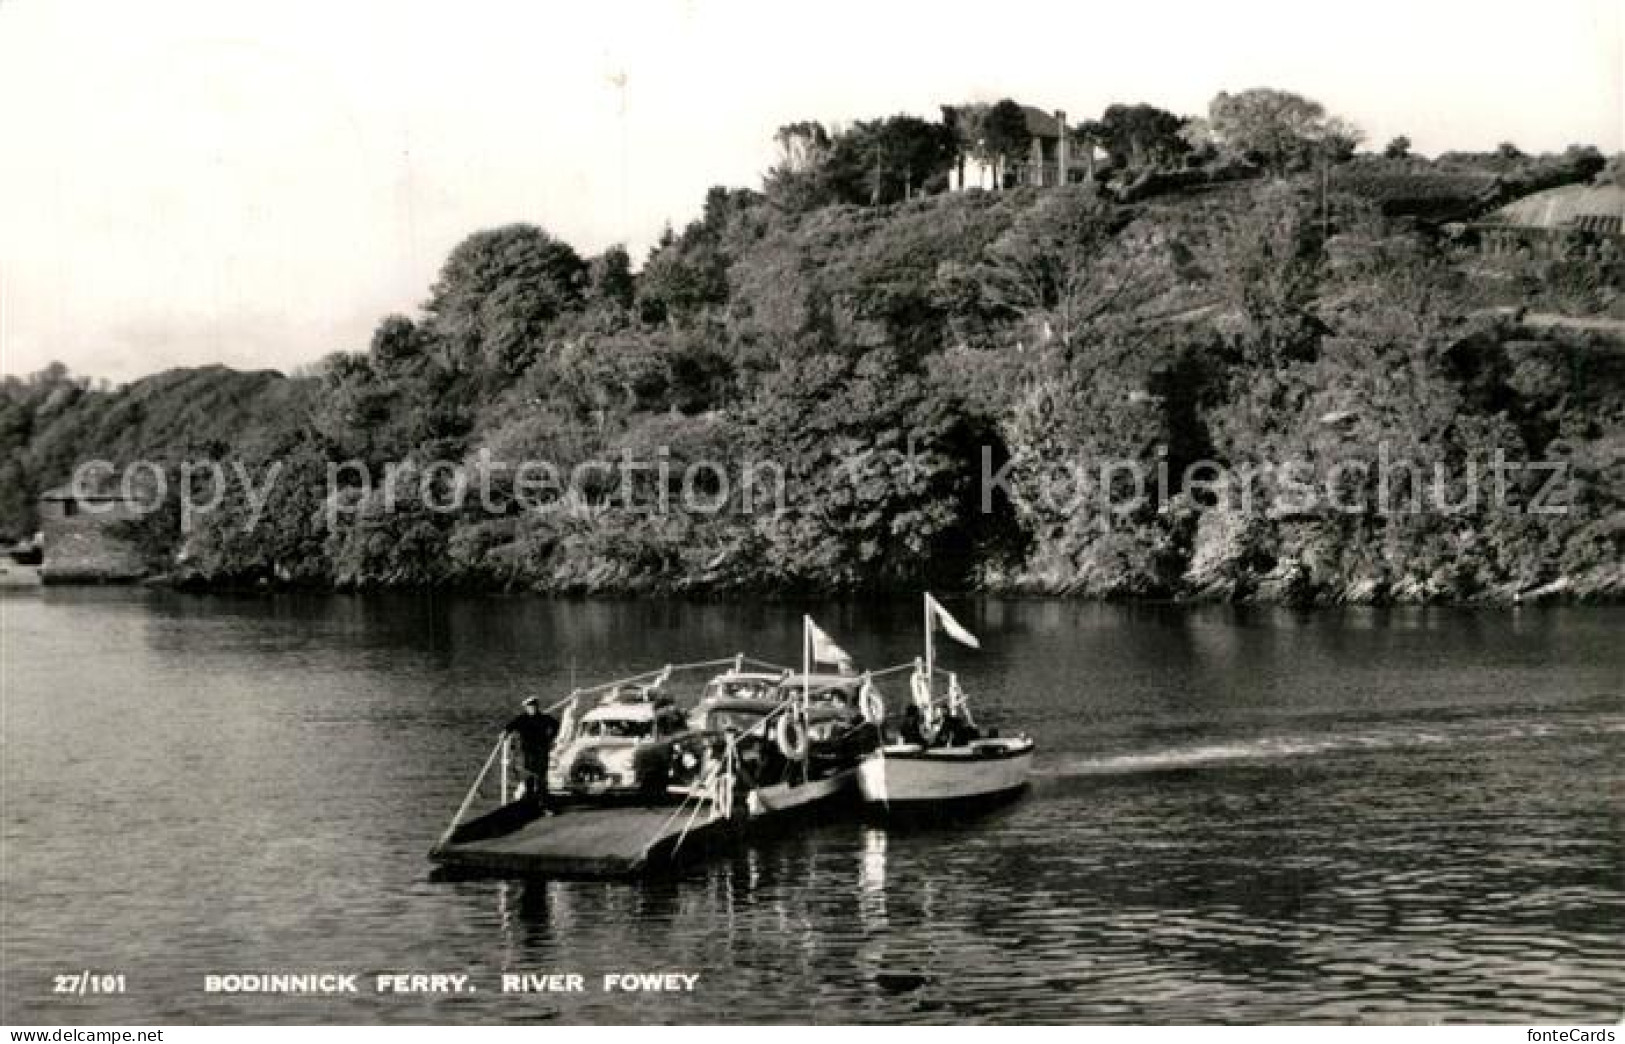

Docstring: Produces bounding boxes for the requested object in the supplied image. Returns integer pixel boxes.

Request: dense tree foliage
[765,116,958,209]
[1199,88,1362,174]
[423,224,589,376]
[4,93,1620,603]
[1092,103,1189,172]
[979,100,1032,188]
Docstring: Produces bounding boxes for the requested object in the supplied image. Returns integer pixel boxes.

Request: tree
[588,246,635,310]
[1073,118,1108,181]
[638,242,727,325]
[972,189,1141,341]
[1206,88,1360,175]
[1384,135,1412,160]
[739,349,990,591]
[637,187,763,322]
[1197,182,1326,362]
[423,224,587,375]
[831,115,958,204]
[1320,118,1364,163]
[368,315,426,374]
[980,100,1032,188]
[1094,103,1189,171]
[773,121,832,173]
[1606,153,1625,188]
[943,103,988,187]
[768,116,959,207]
[764,122,838,211]
[1562,144,1607,183]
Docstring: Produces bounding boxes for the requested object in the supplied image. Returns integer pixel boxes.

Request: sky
[1,0,1620,382]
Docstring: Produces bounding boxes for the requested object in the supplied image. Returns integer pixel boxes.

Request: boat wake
[1036,712,1625,778]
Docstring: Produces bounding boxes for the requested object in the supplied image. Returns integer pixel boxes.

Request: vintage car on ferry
[666,670,882,815]
[551,687,691,797]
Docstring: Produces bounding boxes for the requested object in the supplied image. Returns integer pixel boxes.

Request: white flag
[806,617,852,666]
[927,594,980,649]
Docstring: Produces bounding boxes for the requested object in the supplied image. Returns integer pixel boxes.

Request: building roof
[1020,105,1065,140]
[1486,182,1625,230]
[941,102,1068,142]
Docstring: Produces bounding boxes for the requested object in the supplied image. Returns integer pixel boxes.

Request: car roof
[581,702,659,722]
[708,671,785,684]
[777,673,862,693]
[696,699,845,722]
[695,698,774,715]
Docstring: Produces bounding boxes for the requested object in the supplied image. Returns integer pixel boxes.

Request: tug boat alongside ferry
[857,734,1035,808]
[856,595,1035,810]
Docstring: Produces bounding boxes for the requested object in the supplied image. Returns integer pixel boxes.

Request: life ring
[859,681,885,725]
[909,669,931,710]
[776,712,808,761]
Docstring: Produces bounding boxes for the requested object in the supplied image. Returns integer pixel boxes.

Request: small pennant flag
[806,617,852,666]
[927,594,980,649]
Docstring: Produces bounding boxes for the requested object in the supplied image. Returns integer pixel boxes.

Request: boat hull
[858,739,1034,806]
[749,765,857,817]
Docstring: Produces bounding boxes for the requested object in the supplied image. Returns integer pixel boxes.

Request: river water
[1,591,1621,1024]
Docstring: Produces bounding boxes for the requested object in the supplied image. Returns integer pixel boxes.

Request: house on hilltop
[947,105,1093,191]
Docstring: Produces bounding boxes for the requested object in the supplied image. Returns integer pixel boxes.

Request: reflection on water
[2,591,1622,1023]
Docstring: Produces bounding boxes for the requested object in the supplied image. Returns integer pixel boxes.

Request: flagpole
[923,593,935,701]
[801,615,811,714]
[801,615,812,772]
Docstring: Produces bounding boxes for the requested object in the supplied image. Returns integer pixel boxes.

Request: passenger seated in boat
[503,697,561,812]
[926,704,948,745]
[898,704,927,746]
[930,709,981,748]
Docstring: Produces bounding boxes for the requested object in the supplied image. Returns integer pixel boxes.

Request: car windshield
[581,719,653,739]
[775,684,855,706]
[712,681,773,701]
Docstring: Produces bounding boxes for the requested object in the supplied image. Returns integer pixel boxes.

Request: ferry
[430,654,791,878]
[428,603,1032,878]
[429,650,812,878]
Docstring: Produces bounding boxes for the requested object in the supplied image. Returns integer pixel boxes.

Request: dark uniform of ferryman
[503,697,561,811]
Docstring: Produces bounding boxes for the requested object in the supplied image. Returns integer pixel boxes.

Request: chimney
[1055,110,1069,188]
